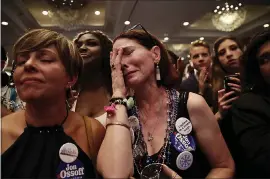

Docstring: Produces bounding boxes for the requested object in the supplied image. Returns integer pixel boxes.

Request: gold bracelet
[106,121,131,130]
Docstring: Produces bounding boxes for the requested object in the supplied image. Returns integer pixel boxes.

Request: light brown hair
[13,29,83,92]
[190,40,211,55]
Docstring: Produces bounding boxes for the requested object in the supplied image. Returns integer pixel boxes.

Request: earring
[65,85,73,110]
[155,63,161,82]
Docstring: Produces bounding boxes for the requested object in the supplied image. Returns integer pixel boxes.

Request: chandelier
[46,0,89,31]
[212,2,247,32]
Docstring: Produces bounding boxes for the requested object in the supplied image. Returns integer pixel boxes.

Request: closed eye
[123,47,135,55]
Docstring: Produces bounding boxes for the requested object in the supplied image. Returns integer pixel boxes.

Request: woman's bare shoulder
[1,111,25,154]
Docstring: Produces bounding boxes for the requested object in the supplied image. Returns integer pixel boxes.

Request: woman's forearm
[97,104,133,178]
[206,168,234,178]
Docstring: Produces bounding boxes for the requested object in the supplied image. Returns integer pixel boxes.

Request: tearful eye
[123,49,134,55]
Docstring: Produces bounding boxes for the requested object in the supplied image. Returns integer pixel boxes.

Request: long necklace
[140,95,164,143]
[132,88,179,175]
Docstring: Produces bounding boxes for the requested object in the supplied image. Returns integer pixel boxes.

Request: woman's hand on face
[218,89,239,114]
[110,48,126,98]
[162,164,182,179]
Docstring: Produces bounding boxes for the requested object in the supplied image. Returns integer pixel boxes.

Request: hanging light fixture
[45,0,89,31]
[212,2,247,32]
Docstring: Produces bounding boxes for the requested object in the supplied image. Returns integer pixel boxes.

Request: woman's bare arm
[187,93,235,178]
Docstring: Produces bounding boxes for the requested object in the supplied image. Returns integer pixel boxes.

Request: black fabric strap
[178,91,190,119]
[25,106,69,127]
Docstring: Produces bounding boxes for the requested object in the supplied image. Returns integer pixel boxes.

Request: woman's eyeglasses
[125,23,157,46]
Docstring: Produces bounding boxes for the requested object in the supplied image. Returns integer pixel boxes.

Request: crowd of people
[1,25,269,178]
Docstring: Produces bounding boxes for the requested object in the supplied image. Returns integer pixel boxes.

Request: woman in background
[226,30,270,177]
[72,30,112,126]
[212,36,243,120]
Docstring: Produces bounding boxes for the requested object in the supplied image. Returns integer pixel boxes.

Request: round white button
[176,151,193,170]
[59,143,79,163]
[175,117,192,135]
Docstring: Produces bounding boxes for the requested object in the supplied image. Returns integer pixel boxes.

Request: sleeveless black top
[130,91,211,178]
[2,124,96,178]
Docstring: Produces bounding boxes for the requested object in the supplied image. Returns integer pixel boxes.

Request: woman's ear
[67,75,78,88]
[151,46,161,64]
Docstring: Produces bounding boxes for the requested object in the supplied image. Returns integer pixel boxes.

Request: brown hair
[113,29,178,88]
[190,40,211,54]
[13,29,83,92]
[73,30,113,94]
[212,36,244,112]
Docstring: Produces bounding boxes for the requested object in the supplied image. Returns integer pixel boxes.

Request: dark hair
[113,29,178,88]
[1,46,7,61]
[167,50,178,65]
[212,36,244,113]
[73,30,113,94]
[242,30,270,95]
[190,40,211,54]
[13,29,83,92]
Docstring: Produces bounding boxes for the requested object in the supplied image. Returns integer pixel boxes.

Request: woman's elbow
[97,161,133,178]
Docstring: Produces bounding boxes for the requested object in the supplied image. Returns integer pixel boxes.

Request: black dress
[130,90,211,178]
[2,124,96,178]
[221,92,270,177]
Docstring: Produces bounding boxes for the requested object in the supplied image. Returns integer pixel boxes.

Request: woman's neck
[24,99,67,127]
[134,81,166,115]
[76,86,110,118]
[80,71,109,91]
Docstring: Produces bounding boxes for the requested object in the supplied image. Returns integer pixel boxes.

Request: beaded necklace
[131,88,179,176]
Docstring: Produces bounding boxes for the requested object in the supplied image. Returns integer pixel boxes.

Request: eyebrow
[113,46,135,51]
[258,51,270,58]
[38,48,58,56]
[78,38,99,42]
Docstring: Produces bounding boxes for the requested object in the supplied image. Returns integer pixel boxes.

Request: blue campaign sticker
[56,159,85,179]
[170,132,196,152]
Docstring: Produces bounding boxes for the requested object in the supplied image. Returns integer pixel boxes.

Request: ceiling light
[71,0,73,2]
[95,11,100,15]
[199,37,204,40]
[181,57,185,61]
[214,9,217,13]
[264,24,269,28]
[187,55,190,58]
[42,10,49,15]
[216,6,220,9]
[124,21,130,25]
[1,21,8,25]
[164,37,169,41]
[183,22,189,26]
[212,2,246,32]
